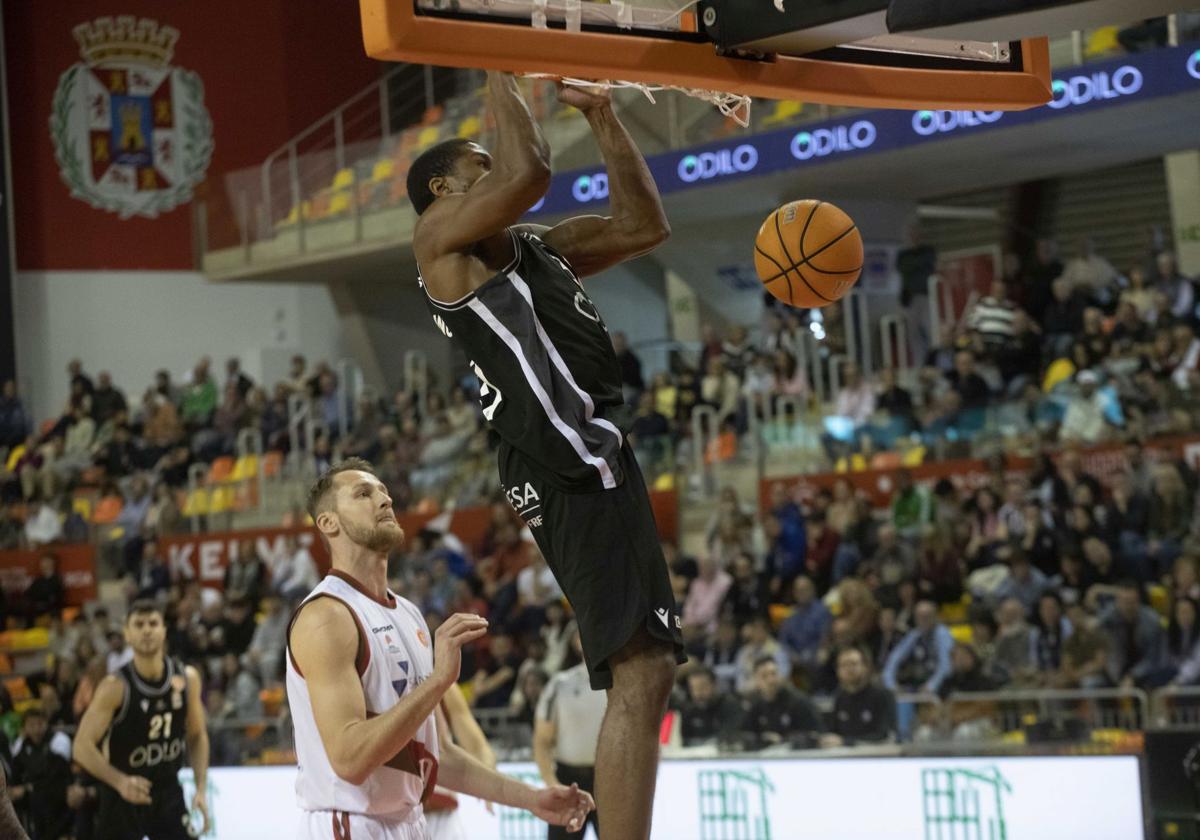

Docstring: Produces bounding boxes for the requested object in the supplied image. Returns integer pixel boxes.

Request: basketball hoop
[520,0,752,127]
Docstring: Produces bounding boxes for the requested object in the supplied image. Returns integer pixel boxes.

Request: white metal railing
[843,290,873,376]
[690,404,721,495]
[286,393,322,477]
[827,352,849,402]
[186,463,208,533]
[879,312,910,372]
[403,350,429,418]
[927,273,954,348]
[235,427,266,514]
[336,358,367,438]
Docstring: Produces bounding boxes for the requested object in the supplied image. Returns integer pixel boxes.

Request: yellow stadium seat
[416,126,440,150]
[182,489,210,517]
[3,677,30,702]
[1148,583,1170,618]
[768,603,794,629]
[949,624,974,643]
[457,115,482,139]
[209,486,236,515]
[328,191,352,216]
[370,158,395,182]
[762,100,803,127]
[1085,26,1120,58]
[72,496,93,520]
[330,168,355,191]
[231,454,258,482]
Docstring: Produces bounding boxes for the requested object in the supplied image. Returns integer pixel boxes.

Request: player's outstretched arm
[528,84,669,277]
[184,665,211,835]
[291,600,488,785]
[74,676,153,805]
[416,72,551,261]
[435,707,593,831]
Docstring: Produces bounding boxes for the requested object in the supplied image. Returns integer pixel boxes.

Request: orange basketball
[754,199,863,309]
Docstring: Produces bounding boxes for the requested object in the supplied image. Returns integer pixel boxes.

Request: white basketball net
[526,74,752,126]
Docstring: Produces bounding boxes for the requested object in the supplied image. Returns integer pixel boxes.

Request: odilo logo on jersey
[130,737,185,768]
[506,482,540,512]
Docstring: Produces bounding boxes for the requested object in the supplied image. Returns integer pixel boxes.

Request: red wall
[4,1,383,270]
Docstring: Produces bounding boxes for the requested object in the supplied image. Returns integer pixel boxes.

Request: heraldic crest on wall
[50,16,214,219]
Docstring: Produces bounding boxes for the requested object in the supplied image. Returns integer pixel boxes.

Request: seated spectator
[740,656,821,750]
[515,549,563,615]
[697,616,742,692]
[24,554,65,627]
[246,594,288,684]
[763,509,808,598]
[874,606,903,670]
[994,545,1051,614]
[23,497,63,548]
[1060,370,1113,444]
[1056,603,1110,689]
[832,361,876,428]
[864,523,917,606]
[678,666,743,747]
[221,597,257,657]
[133,539,171,602]
[1101,580,1167,688]
[882,600,953,694]
[875,368,915,430]
[225,539,266,609]
[778,576,830,675]
[966,280,1019,352]
[945,350,991,411]
[0,379,29,450]
[273,534,320,602]
[916,524,964,605]
[890,470,927,540]
[819,646,896,747]
[9,706,73,840]
[736,615,790,694]
[1030,592,1072,681]
[470,631,522,709]
[681,556,733,642]
[993,597,1035,685]
[218,652,263,720]
[724,551,770,627]
[104,630,132,674]
[700,356,740,425]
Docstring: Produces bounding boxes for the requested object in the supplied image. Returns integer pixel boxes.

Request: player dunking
[409,72,683,839]
[74,600,210,840]
[287,459,593,839]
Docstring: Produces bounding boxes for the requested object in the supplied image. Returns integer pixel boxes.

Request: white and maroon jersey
[286,570,439,818]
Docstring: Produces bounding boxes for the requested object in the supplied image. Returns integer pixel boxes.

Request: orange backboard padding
[360,0,1051,109]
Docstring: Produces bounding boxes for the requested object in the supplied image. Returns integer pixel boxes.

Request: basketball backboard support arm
[360,0,1052,110]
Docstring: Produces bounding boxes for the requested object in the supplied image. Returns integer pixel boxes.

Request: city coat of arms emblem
[50,16,213,219]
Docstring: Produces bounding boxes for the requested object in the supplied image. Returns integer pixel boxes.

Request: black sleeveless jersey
[420,229,630,492]
[105,657,189,786]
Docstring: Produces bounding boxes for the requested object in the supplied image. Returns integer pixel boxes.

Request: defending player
[287,458,593,839]
[74,600,210,840]
[408,71,682,840]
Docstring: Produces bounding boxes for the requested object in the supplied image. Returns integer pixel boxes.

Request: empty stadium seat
[231,454,259,482]
[330,168,355,191]
[182,488,210,517]
[262,451,284,478]
[207,456,235,484]
[92,494,123,524]
[208,485,236,515]
[761,99,803,127]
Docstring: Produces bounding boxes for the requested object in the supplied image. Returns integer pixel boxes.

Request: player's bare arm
[290,598,488,785]
[434,707,594,831]
[74,675,153,805]
[519,84,670,277]
[184,665,211,834]
[0,762,29,840]
[532,715,560,787]
[442,682,496,769]
[415,71,552,301]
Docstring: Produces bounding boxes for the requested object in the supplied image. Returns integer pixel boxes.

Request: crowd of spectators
[2,229,1200,831]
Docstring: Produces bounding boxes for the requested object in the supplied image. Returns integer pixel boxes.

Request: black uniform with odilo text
[420,228,686,688]
[95,657,194,840]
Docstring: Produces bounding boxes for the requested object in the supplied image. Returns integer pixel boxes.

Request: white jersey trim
[466,290,617,489]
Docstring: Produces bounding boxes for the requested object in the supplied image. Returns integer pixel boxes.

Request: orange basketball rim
[359,0,1051,110]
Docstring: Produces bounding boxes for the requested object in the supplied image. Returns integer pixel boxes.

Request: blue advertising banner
[529,43,1200,217]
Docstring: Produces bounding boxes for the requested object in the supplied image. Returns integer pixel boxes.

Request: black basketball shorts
[499,441,687,689]
[96,782,192,840]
